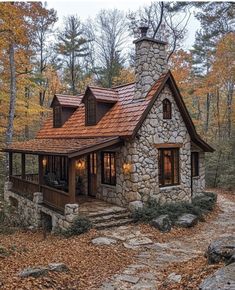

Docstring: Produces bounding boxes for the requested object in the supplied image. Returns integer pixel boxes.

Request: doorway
[88,153,97,197]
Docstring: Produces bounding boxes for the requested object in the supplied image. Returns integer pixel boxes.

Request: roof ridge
[89,85,116,92]
[56,94,83,98]
[112,82,136,89]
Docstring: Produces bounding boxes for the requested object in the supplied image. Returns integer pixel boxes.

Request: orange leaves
[112,68,135,86]
[0,229,134,290]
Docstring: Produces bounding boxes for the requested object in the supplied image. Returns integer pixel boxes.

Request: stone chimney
[134,26,168,100]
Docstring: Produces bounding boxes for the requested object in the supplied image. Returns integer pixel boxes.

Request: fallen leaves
[158,256,223,290]
[0,229,134,290]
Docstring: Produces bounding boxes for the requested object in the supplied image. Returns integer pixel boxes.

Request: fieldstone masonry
[4,182,79,231]
[192,148,206,196]
[134,37,167,100]
[96,84,199,209]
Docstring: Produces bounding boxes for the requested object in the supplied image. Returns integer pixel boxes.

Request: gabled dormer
[51,94,82,128]
[82,86,118,126]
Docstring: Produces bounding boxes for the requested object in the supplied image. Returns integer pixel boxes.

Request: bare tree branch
[153,2,164,39]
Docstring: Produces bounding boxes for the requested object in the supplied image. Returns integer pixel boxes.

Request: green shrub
[63,216,92,237]
[192,192,217,212]
[133,192,217,225]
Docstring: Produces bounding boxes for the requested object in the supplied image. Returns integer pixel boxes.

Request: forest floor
[0,189,234,290]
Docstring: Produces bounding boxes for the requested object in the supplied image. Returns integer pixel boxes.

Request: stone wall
[124,84,191,208]
[134,38,167,100]
[96,84,194,209]
[192,150,206,196]
[4,182,79,232]
[96,151,125,207]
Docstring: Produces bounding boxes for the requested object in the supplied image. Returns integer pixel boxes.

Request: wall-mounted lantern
[42,158,47,167]
[123,162,132,174]
[76,159,85,171]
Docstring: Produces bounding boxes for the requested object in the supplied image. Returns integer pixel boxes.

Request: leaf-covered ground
[0,189,234,289]
[0,229,134,290]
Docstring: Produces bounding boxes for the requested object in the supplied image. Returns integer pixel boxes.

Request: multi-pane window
[101,152,116,185]
[163,98,172,119]
[191,152,199,177]
[86,97,96,125]
[159,148,179,187]
[53,106,62,127]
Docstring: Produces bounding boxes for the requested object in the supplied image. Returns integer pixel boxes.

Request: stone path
[98,195,235,289]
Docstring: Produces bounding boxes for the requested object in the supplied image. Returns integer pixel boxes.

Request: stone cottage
[3,28,214,230]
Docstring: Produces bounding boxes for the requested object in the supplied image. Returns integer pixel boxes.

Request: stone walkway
[97,195,235,290]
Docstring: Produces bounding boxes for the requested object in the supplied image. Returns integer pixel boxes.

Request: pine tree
[56,16,89,94]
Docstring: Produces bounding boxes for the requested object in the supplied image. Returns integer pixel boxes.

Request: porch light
[123,162,132,174]
[76,159,85,170]
[42,158,47,167]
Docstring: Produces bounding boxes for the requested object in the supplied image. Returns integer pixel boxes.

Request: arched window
[163,98,172,119]
[53,106,62,127]
[86,96,96,125]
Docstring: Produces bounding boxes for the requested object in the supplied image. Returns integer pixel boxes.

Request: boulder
[48,263,69,272]
[205,236,235,264]
[175,214,198,228]
[128,201,143,212]
[19,267,48,278]
[91,237,117,246]
[199,262,235,290]
[151,215,172,232]
[166,272,182,283]
[123,237,153,249]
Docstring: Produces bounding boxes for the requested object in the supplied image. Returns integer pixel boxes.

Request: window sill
[159,184,181,190]
[101,183,116,189]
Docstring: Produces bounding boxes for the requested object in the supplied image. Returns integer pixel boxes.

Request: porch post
[9,152,13,176]
[38,155,44,186]
[68,158,76,203]
[21,153,26,179]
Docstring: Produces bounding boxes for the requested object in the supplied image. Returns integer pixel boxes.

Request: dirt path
[99,194,235,289]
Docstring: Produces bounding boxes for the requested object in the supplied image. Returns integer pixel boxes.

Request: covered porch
[5,137,122,213]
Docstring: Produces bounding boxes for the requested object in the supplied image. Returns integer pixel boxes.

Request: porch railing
[9,175,70,212]
[41,185,70,212]
[10,175,39,201]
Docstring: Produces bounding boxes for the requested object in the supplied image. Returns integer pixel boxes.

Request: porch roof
[4,137,122,157]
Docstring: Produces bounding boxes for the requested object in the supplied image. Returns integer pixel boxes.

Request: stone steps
[87,208,133,230]
[91,212,131,224]
[87,207,128,218]
[93,218,134,230]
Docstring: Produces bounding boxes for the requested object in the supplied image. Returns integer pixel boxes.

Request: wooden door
[88,153,97,197]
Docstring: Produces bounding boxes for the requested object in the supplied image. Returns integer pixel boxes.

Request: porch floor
[76,196,127,217]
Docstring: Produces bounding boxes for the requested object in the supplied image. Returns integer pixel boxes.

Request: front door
[88,153,97,197]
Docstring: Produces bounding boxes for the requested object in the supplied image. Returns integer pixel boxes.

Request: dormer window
[163,98,172,119]
[53,106,62,127]
[86,96,96,125]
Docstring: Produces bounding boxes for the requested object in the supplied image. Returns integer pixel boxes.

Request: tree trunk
[205,92,210,133]
[226,83,233,139]
[216,88,221,140]
[71,51,76,95]
[5,42,17,175]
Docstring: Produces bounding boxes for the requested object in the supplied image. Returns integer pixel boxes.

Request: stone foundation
[4,182,79,232]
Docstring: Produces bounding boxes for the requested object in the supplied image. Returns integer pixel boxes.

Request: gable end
[132,71,214,152]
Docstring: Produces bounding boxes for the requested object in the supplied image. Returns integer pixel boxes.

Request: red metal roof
[51,94,83,108]
[5,70,214,153]
[37,80,155,139]
[88,86,118,103]
[5,137,121,157]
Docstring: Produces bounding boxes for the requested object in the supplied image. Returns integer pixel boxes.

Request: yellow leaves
[112,68,135,86]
